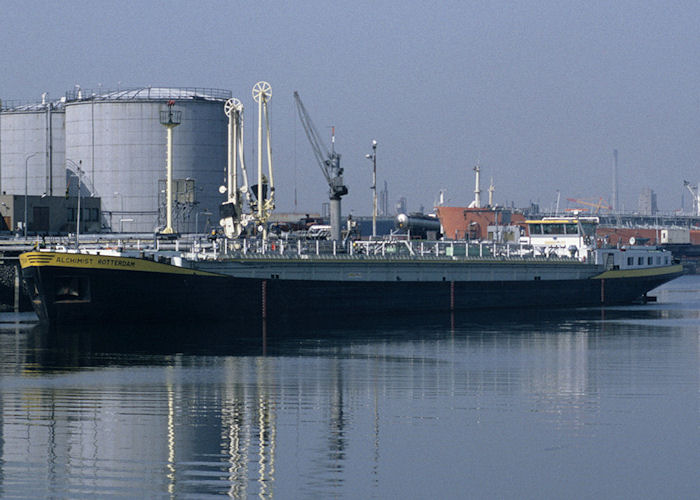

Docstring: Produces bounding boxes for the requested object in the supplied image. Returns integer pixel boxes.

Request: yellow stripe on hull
[19,251,223,277]
[592,264,683,279]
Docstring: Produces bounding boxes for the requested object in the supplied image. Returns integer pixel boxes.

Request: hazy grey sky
[2,0,699,215]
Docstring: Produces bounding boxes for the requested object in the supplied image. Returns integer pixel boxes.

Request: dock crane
[566,197,612,214]
[293,91,348,241]
[683,180,700,216]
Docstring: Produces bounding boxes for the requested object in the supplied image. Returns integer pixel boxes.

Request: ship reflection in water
[0,277,699,498]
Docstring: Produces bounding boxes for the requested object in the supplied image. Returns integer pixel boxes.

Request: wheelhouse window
[529,224,542,235]
[542,224,564,235]
[563,223,578,235]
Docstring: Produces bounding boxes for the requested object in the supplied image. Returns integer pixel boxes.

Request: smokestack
[612,149,619,212]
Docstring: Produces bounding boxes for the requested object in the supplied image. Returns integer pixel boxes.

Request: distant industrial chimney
[469,163,481,208]
[612,149,619,212]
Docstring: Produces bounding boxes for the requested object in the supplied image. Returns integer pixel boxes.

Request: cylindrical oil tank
[0,100,66,200]
[64,87,231,233]
[395,213,442,238]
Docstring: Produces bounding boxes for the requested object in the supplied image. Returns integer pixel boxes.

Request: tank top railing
[204,238,584,263]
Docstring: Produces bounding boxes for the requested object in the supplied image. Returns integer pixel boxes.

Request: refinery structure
[1,85,700,239]
[0,87,231,233]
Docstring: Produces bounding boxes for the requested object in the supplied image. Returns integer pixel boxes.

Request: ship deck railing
[182,238,585,264]
[24,234,589,264]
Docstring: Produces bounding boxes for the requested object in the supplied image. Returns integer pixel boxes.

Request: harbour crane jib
[293,91,347,241]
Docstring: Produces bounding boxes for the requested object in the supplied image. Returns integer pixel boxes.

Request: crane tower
[684,180,700,216]
[293,92,348,241]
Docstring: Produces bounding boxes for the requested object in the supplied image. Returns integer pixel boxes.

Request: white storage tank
[64,87,230,233]
[0,98,66,199]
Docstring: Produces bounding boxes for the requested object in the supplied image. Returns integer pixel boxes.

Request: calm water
[0,277,699,499]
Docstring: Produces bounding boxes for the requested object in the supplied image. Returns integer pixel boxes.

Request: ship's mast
[225,98,242,206]
[252,81,274,239]
[221,97,253,238]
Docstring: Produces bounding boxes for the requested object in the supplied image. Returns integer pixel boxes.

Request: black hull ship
[20,225,683,326]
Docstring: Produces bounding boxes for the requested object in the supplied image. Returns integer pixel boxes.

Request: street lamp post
[24,152,42,238]
[365,140,378,238]
[76,161,83,247]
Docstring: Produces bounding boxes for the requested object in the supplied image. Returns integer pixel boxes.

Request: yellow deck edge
[19,251,224,277]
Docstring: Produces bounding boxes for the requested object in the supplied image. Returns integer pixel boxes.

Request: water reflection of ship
[0,327,281,497]
[17,304,681,358]
[220,357,277,498]
[2,321,380,497]
[1,306,692,496]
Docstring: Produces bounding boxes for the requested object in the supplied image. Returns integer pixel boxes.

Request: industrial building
[638,187,658,216]
[0,87,231,233]
[0,194,101,234]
